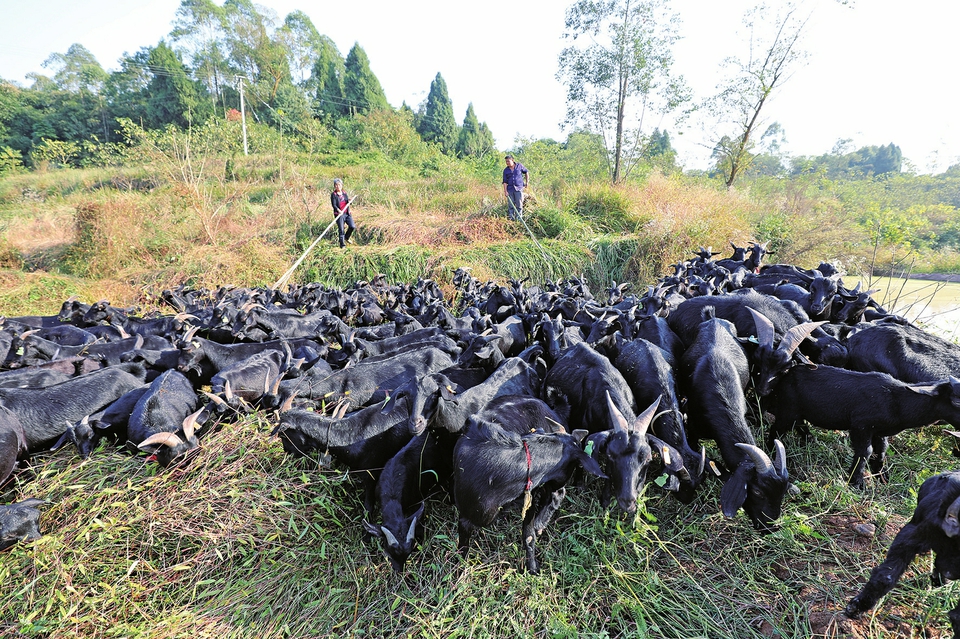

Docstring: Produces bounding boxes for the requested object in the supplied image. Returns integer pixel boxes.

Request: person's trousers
[506,190,524,220]
[337,213,355,247]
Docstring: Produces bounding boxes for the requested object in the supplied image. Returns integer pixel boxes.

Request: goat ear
[361,520,383,539]
[720,463,752,518]
[907,383,940,397]
[586,431,609,456]
[647,434,683,473]
[575,447,607,480]
[571,428,590,444]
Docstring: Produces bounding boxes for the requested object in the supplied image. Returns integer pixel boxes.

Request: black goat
[126,370,199,451]
[137,405,207,467]
[362,428,457,572]
[0,498,46,551]
[543,341,636,434]
[602,334,706,502]
[845,321,960,383]
[0,364,147,452]
[453,418,606,573]
[846,471,960,637]
[678,310,790,532]
[587,393,682,514]
[275,399,414,519]
[764,367,960,488]
[274,345,457,410]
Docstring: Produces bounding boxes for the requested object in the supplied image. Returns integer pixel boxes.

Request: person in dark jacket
[501,154,529,221]
[330,178,356,248]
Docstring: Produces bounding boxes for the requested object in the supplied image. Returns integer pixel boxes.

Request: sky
[1,0,958,173]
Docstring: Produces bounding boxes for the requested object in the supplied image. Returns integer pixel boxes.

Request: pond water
[860,276,960,341]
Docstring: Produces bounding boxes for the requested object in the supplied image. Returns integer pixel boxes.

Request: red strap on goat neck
[523,440,533,492]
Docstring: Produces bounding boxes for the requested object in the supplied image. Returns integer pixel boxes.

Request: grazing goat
[764,367,960,488]
[845,321,960,383]
[454,418,606,573]
[0,363,147,452]
[846,471,960,637]
[0,498,46,551]
[678,310,790,532]
[543,342,637,434]
[362,428,457,572]
[126,370,199,451]
[602,334,706,502]
[587,394,683,514]
[275,399,415,519]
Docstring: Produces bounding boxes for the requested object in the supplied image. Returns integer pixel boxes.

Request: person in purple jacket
[330,177,356,248]
[501,154,529,221]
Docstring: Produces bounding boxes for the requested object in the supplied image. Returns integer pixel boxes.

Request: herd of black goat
[3,241,960,633]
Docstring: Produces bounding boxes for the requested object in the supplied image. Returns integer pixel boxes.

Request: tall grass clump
[569,184,641,233]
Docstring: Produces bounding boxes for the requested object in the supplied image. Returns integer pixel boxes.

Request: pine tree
[146,41,205,128]
[417,72,458,155]
[343,43,388,115]
[312,37,347,119]
[456,103,494,158]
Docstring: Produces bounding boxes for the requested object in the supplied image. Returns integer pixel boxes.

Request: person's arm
[331,191,338,216]
[522,166,529,188]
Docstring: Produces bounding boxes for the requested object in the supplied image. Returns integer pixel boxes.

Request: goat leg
[846,430,874,489]
[533,487,566,536]
[520,493,542,574]
[845,523,925,617]
[457,518,476,558]
[868,435,890,483]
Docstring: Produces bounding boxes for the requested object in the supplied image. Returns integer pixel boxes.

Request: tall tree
[456,103,494,158]
[277,10,324,89]
[169,0,229,114]
[222,0,290,101]
[146,41,206,128]
[43,44,109,140]
[104,49,154,128]
[311,37,347,119]
[557,0,690,183]
[343,43,389,115]
[706,2,809,188]
[417,72,458,154]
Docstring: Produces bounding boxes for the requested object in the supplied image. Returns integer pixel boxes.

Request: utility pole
[237,75,249,156]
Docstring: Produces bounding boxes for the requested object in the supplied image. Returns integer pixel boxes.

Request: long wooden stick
[272,197,354,291]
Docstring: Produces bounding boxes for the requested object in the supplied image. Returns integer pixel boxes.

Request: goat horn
[270,373,283,396]
[279,391,297,413]
[381,526,400,549]
[773,439,787,478]
[336,401,349,419]
[224,379,234,401]
[945,495,960,537]
[605,391,630,433]
[735,442,776,476]
[778,321,827,358]
[698,446,707,478]
[407,511,420,544]
[134,334,144,350]
[747,308,776,348]
[633,395,662,436]
[183,326,199,343]
[182,407,204,441]
[201,391,227,406]
[138,431,183,450]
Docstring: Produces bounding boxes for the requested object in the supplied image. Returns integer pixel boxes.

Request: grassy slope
[2,161,960,638]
